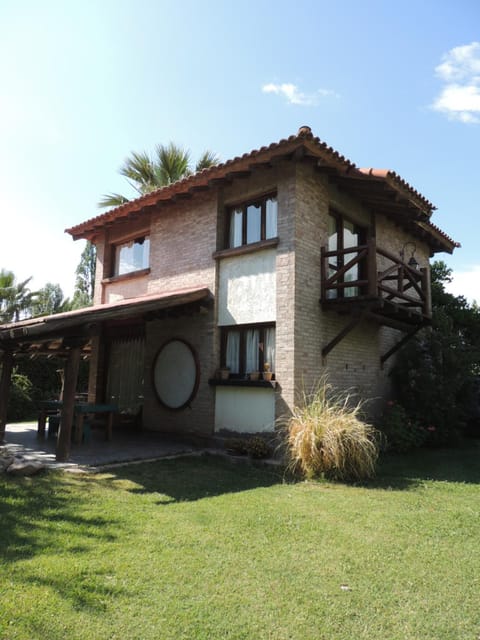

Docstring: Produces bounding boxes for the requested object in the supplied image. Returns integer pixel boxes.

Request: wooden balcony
[321,238,432,331]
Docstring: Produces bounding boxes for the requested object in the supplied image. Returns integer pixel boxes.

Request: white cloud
[432,42,480,123]
[262,82,338,106]
[445,265,480,304]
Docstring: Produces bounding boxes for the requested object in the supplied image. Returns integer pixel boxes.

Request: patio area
[1,422,200,471]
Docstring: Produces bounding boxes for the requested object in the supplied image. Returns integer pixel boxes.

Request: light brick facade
[77,131,453,437]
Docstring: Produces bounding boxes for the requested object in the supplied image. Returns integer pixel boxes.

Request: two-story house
[0,126,457,460]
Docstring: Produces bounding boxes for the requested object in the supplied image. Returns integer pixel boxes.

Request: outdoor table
[37,400,63,438]
[37,401,118,443]
[73,403,119,444]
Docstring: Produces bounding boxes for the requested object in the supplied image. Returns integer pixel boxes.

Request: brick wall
[88,158,434,433]
[289,165,431,419]
[142,310,216,437]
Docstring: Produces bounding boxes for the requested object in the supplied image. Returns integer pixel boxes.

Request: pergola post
[0,349,14,443]
[56,343,82,462]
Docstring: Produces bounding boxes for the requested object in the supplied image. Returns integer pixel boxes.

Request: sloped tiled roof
[66,127,457,253]
[0,287,212,355]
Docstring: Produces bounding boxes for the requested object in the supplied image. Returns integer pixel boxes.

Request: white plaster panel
[214,387,275,433]
[218,249,276,326]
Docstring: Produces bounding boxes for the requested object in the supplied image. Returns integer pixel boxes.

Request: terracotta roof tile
[66,126,457,254]
[66,127,357,239]
[358,168,435,212]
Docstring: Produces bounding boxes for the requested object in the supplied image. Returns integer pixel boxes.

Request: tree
[0,269,38,323]
[31,282,69,317]
[390,261,480,445]
[72,241,96,309]
[98,143,219,208]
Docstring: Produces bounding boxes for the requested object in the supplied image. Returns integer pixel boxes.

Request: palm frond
[155,143,191,185]
[97,193,131,209]
[119,151,157,192]
[196,150,220,172]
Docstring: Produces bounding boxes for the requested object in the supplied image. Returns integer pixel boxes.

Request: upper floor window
[113,236,150,276]
[327,213,366,298]
[227,194,277,249]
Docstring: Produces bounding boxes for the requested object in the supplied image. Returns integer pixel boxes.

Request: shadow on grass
[103,444,480,500]
[0,472,119,565]
[105,453,285,504]
[365,442,480,490]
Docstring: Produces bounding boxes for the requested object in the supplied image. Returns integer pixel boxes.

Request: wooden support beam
[322,314,364,360]
[380,325,424,366]
[0,350,14,442]
[56,344,82,462]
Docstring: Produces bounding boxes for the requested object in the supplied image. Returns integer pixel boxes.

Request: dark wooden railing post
[320,246,326,300]
[367,237,377,297]
[0,349,14,443]
[56,343,82,462]
[422,265,432,318]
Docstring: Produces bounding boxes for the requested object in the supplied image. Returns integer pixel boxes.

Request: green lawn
[1,447,479,640]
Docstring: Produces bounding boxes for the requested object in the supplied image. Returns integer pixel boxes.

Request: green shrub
[225,436,272,459]
[7,371,34,422]
[282,381,379,481]
[379,402,427,453]
[246,436,272,459]
[224,437,249,455]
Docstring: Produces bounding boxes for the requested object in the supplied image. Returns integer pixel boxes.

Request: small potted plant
[249,371,260,381]
[263,363,273,381]
[219,366,230,380]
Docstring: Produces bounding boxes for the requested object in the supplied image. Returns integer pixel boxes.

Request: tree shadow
[101,453,286,504]
[363,443,480,490]
[0,471,120,565]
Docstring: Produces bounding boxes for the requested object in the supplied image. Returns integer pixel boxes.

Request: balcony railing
[321,237,431,327]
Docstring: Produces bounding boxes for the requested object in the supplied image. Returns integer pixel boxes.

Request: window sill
[209,378,277,389]
[212,237,279,260]
[102,268,150,285]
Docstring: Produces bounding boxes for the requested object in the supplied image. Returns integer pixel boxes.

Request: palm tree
[0,269,38,323]
[99,143,219,208]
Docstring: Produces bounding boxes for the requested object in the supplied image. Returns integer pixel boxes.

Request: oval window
[152,339,199,410]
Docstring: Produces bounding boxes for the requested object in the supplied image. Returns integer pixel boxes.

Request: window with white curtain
[221,324,275,376]
[227,194,277,249]
[113,235,150,276]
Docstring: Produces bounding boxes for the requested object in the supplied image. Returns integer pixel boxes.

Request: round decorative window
[152,339,199,410]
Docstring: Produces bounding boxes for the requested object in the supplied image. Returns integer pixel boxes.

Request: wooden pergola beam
[56,338,85,462]
[0,349,14,443]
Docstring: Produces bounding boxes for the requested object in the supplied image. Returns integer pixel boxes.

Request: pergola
[0,287,212,461]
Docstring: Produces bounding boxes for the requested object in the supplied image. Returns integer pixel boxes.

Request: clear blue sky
[1,0,479,299]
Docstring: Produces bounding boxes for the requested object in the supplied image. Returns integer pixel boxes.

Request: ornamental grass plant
[283,380,379,480]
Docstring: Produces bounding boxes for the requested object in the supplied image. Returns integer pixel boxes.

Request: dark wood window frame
[110,234,150,278]
[220,322,275,378]
[226,192,278,249]
[328,210,368,298]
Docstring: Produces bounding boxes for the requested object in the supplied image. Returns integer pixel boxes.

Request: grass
[1,447,480,639]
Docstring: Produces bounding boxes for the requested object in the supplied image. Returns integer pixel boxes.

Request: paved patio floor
[2,422,199,471]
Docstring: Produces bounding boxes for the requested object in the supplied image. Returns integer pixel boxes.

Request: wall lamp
[399,242,419,270]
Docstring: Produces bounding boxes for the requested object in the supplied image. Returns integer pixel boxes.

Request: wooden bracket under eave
[380,324,426,368]
[321,313,365,364]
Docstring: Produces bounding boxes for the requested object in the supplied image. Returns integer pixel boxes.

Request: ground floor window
[221,323,275,376]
